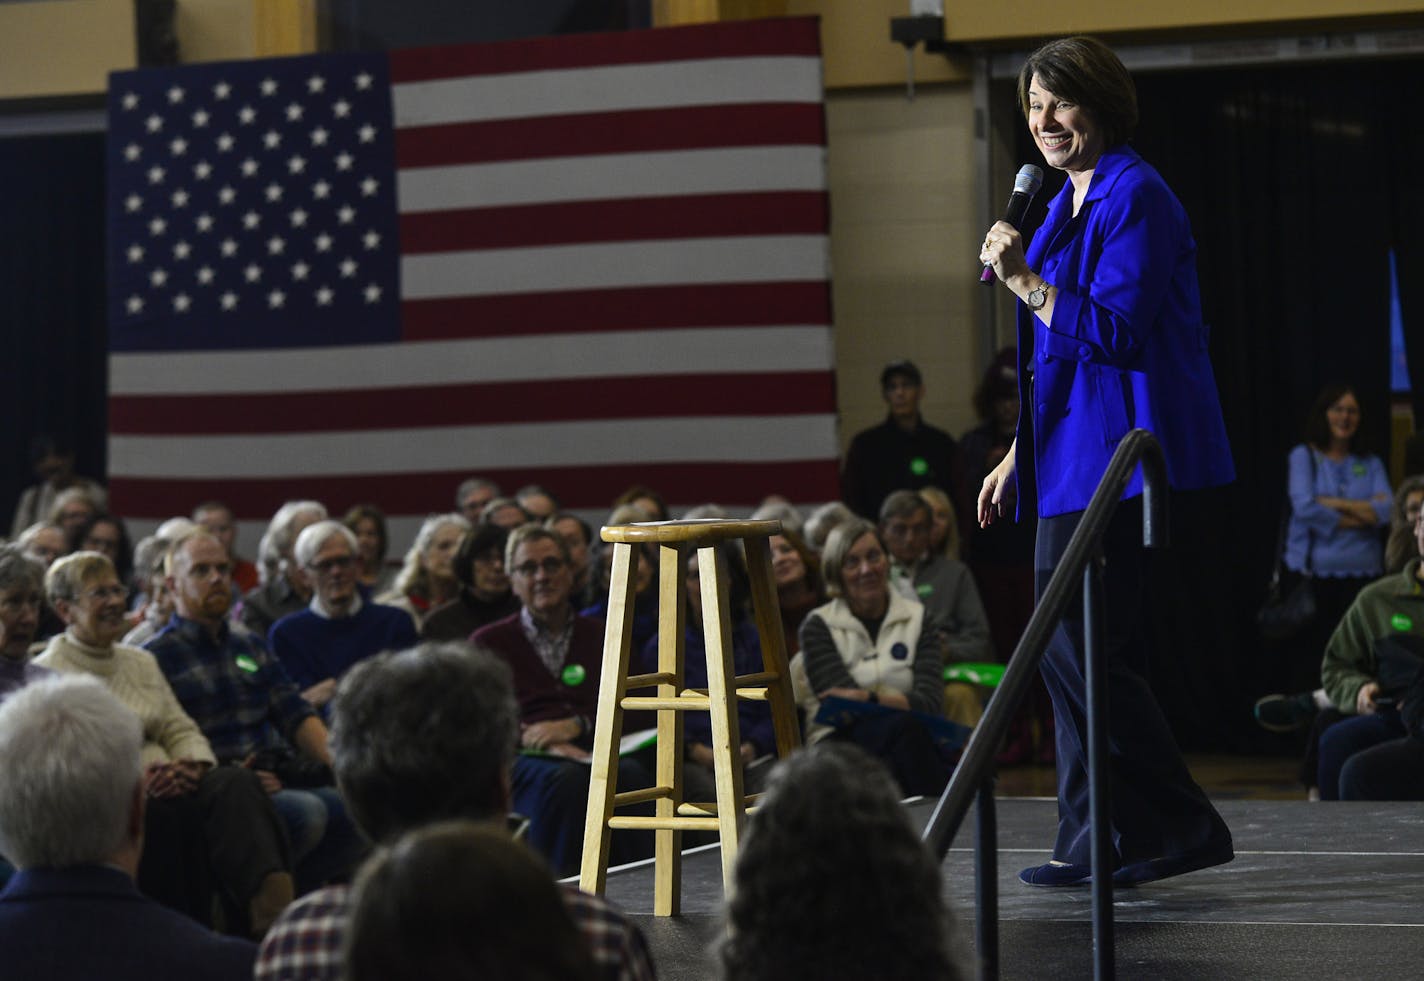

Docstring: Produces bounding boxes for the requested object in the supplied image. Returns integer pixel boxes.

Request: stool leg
[579,541,638,896]
[654,542,686,915]
[698,544,746,895]
[744,534,803,758]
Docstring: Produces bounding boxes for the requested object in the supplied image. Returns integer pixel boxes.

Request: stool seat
[579,518,802,914]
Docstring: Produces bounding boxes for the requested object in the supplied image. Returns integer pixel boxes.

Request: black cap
[880,359,922,390]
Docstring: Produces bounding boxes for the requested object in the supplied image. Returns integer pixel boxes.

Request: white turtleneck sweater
[36,630,217,768]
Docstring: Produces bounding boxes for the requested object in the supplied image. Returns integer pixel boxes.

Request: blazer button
[1038,352,1049,364]
[1036,403,1048,415]
[1077,344,1091,359]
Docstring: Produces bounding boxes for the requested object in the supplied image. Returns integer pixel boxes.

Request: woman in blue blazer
[978,37,1235,888]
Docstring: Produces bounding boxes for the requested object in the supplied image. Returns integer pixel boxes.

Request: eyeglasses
[308,555,355,574]
[81,584,127,603]
[511,557,565,578]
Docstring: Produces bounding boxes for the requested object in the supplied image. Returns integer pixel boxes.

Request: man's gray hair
[503,523,570,571]
[292,519,358,570]
[456,477,500,508]
[329,642,519,844]
[0,674,143,869]
[258,500,328,583]
[0,544,44,596]
[879,489,931,524]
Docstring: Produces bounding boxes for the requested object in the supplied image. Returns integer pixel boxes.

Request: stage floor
[594,797,1424,979]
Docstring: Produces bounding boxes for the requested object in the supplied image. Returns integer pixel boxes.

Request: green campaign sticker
[1352,462,1366,477]
[916,582,933,597]
[561,664,587,687]
[909,457,929,476]
[234,654,259,674]
[1391,614,1414,632]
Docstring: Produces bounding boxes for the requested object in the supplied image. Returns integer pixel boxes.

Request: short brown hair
[1017,36,1137,149]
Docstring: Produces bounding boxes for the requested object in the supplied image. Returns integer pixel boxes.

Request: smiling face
[769,535,806,589]
[840,532,889,617]
[1027,74,1106,178]
[171,535,234,625]
[59,569,129,648]
[510,537,571,622]
[1325,391,1362,446]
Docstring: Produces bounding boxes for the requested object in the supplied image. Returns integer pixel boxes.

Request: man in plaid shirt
[145,530,362,892]
[254,641,656,981]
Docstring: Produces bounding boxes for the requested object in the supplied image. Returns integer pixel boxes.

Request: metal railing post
[1084,553,1115,981]
[974,778,999,981]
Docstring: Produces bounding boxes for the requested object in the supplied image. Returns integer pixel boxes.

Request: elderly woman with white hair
[377,513,470,631]
[795,518,952,797]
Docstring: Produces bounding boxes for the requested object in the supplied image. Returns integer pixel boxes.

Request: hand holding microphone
[979,164,1043,283]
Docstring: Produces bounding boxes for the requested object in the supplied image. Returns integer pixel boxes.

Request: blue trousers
[511,753,654,878]
[271,786,365,893]
[1316,710,1418,800]
[1036,500,1230,866]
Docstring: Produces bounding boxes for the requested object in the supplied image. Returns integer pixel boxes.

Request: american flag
[106,18,837,545]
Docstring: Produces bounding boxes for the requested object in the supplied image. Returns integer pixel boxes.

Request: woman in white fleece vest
[797,519,952,796]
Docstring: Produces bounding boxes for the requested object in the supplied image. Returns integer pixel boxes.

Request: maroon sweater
[472,612,606,730]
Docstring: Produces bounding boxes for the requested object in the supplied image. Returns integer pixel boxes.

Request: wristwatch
[1026,280,1050,310]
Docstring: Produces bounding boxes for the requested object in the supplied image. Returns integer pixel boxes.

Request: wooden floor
[995,753,1305,801]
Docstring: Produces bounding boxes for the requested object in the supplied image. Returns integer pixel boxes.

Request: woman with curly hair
[377,513,470,631]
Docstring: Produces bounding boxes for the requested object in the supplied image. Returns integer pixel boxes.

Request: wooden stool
[578,519,802,914]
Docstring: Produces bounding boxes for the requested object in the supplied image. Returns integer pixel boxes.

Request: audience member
[242,500,328,637]
[35,551,294,935]
[472,525,653,877]
[484,496,532,529]
[0,675,256,980]
[48,486,101,540]
[343,503,399,595]
[16,521,65,569]
[803,501,855,553]
[768,527,825,656]
[268,521,418,710]
[122,535,176,648]
[70,512,133,588]
[345,822,597,981]
[456,476,501,524]
[1277,383,1391,693]
[254,642,656,981]
[193,500,260,593]
[718,742,967,981]
[0,547,51,698]
[548,511,598,609]
[612,484,668,522]
[1313,506,1424,800]
[795,518,952,797]
[421,522,520,641]
[516,484,561,521]
[1385,475,1424,574]
[638,543,776,799]
[377,512,470,630]
[841,359,961,523]
[8,434,106,538]
[879,491,991,729]
[751,495,805,538]
[146,530,363,892]
[917,485,962,561]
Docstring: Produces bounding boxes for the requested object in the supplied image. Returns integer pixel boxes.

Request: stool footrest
[611,786,672,808]
[676,795,761,817]
[624,671,674,690]
[608,815,722,831]
[622,694,711,712]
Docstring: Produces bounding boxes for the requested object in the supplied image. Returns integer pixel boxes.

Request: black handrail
[922,428,1170,981]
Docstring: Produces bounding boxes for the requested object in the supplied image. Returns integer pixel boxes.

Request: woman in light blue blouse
[1281,383,1392,691]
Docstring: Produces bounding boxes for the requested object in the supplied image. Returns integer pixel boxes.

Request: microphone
[979,163,1045,283]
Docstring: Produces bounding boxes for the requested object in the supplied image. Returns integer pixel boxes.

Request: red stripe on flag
[108,372,836,436]
[395,103,825,168]
[401,282,832,341]
[109,459,843,520]
[388,18,822,83]
[400,192,828,254]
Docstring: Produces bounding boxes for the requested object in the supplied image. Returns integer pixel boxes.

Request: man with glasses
[267,521,417,713]
[473,525,652,877]
[34,550,295,936]
[145,530,362,893]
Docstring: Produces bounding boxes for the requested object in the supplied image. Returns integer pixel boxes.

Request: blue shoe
[1019,861,1092,887]
[1112,838,1234,886]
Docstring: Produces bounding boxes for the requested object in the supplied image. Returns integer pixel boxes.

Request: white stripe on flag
[400,235,828,300]
[396,146,827,213]
[108,414,840,477]
[108,326,835,396]
[392,56,824,127]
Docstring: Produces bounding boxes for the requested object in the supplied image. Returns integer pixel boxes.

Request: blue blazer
[1017,144,1235,517]
[0,865,255,981]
